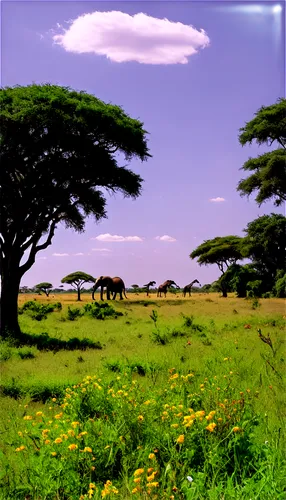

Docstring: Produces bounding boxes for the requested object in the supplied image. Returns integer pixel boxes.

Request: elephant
[92,276,128,301]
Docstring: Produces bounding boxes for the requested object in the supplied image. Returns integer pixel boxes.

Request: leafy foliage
[83,302,123,320]
[242,214,286,286]
[237,98,286,206]
[190,236,244,273]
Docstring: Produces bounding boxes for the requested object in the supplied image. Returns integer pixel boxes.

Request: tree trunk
[0,269,22,339]
[77,287,81,301]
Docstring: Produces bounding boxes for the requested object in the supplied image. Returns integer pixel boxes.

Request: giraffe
[182,279,200,297]
[157,280,180,298]
[143,281,156,297]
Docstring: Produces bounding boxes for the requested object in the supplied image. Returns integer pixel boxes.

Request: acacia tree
[61,272,95,301]
[0,84,151,338]
[34,282,53,297]
[190,236,244,297]
[237,98,286,206]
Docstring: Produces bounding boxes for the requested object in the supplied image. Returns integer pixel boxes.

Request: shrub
[67,306,83,321]
[274,273,286,298]
[83,302,123,320]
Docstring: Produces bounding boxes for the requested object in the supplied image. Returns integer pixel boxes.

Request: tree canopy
[61,272,95,301]
[190,236,245,297]
[190,236,244,273]
[34,282,53,297]
[242,214,286,284]
[237,98,286,206]
[0,84,151,337]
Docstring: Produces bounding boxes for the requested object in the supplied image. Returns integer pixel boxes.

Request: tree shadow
[6,331,103,352]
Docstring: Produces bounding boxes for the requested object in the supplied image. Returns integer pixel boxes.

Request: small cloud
[155,235,177,242]
[52,253,69,257]
[52,10,210,65]
[92,248,112,252]
[73,252,84,256]
[37,256,47,260]
[209,197,225,203]
[91,233,143,242]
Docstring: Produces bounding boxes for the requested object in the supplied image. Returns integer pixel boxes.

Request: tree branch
[19,220,57,277]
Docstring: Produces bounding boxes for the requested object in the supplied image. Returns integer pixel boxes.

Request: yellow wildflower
[232,427,242,433]
[36,411,43,417]
[170,373,179,380]
[52,398,57,402]
[71,421,80,428]
[68,429,75,436]
[23,416,33,420]
[206,423,217,432]
[134,468,144,477]
[149,482,159,488]
[15,445,25,452]
[45,439,51,445]
[149,453,155,459]
[138,415,144,421]
[147,468,154,473]
[83,447,93,453]
[51,451,57,456]
[54,412,63,420]
[171,423,179,428]
[132,487,140,494]
[18,431,23,437]
[134,478,141,484]
[177,434,185,444]
[68,444,78,451]
[54,438,62,444]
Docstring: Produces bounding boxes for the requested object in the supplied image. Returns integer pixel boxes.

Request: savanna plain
[0,292,285,499]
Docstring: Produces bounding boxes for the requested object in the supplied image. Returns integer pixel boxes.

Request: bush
[246,280,263,298]
[274,273,286,298]
[19,301,63,321]
[67,306,83,321]
[83,302,123,320]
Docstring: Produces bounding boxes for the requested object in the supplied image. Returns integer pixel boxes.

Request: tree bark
[0,267,22,339]
[77,287,81,301]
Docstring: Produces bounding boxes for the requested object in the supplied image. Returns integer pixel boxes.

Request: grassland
[0,293,285,499]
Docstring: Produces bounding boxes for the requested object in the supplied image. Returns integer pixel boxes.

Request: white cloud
[52,253,69,257]
[209,197,225,203]
[92,248,112,252]
[92,233,143,242]
[52,10,210,65]
[36,256,47,260]
[73,252,84,256]
[155,235,177,242]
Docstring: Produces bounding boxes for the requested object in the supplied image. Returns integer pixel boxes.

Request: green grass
[0,293,285,498]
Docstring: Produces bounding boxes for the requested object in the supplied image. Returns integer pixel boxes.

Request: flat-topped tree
[237,98,286,207]
[34,282,53,297]
[61,272,95,301]
[190,236,244,297]
[0,84,151,339]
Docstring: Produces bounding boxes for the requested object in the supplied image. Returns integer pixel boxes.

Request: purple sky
[2,1,285,289]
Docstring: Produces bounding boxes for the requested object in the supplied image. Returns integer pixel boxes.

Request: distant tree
[190,236,245,297]
[131,284,140,294]
[0,84,151,338]
[61,272,95,301]
[34,282,53,297]
[242,214,286,289]
[237,98,286,206]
